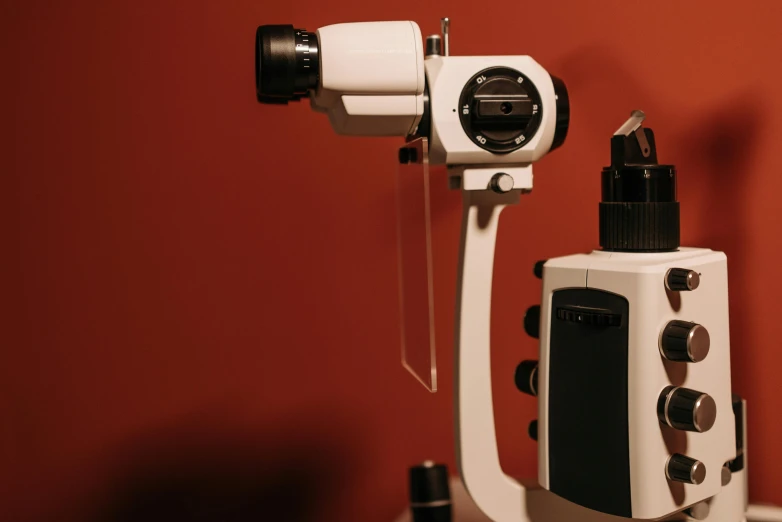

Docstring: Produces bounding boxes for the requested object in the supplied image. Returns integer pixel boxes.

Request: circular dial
[459,67,544,153]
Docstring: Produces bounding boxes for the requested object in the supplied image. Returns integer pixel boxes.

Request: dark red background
[3,1,781,520]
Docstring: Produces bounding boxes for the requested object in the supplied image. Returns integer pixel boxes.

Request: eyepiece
[255,24,320,103]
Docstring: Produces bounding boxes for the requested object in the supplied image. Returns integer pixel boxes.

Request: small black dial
[459,67,543,153]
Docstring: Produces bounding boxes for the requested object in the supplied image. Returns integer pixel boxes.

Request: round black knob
[458,67,544,153]
[666,453,706,485]
[533,260,546,279]
[528,420,538,441]
[660,320,710,362]
[409,461,452,522]
[524,305,540,339]
[514,360,538,396]
[666,268,700,291]
[658,386,717,433]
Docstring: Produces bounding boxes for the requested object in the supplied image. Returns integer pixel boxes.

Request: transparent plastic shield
[396,138,437,392]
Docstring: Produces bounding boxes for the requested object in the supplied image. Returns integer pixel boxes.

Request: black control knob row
[658,386,717,433]
[666,453,706,485]
[514,360,538,396]
[666,268,700,291]
[660,320,710,363]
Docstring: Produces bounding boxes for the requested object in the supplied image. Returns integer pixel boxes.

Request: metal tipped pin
[441,18,450,56]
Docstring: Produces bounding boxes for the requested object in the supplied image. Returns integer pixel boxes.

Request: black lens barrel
[256,24,319,103]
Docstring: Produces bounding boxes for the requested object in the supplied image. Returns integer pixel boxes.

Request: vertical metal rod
[441,18,450,56]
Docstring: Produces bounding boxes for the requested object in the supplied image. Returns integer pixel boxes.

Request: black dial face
[459,67,544,153]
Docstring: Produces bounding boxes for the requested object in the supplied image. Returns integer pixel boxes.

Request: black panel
[548,288,631,517]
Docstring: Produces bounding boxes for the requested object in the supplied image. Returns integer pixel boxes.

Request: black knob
[458,67,544,153]
[524,305,540,339]
[409,462,452,522]
[660,320,710,362]
[528,420,538,441]
[658,386,717,433]
[550,75,569,152]
[514,360,538,396]
[533,260,546,279]
[666,453,706,485]
[666,268,700,291]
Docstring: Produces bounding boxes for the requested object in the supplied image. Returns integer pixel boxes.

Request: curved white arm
[454,188,529,522]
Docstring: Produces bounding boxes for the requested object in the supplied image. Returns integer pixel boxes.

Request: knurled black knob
[660,320,710,363]
[666,453,706,485]
[657,386,717,433]
[524,305,540,338]
[514,360,538,396]
[666,268,700,291]
[409,461,452,522]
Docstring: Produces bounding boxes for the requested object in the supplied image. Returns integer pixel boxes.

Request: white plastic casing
[538,248,737,520]
[310,21,424,136]
[424,56,558,166]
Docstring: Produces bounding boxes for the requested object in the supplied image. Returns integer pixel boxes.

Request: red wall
[3,1,782,520]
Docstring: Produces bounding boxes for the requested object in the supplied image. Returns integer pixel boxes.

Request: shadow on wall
[93,413,359,522]
[675,94,764,392]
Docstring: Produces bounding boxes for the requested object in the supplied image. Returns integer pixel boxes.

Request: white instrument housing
[310,21,425,136]
[537,248,738,519]
[423,55,559,166]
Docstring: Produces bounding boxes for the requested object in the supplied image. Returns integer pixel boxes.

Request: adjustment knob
[658,386,717,433]
[666,268,700,291]
[514,360,538,396]
[666,453,706,485]
[524,305,540,338]
[528,420,538,441]
[409,461,452,522]
[533,260,546,279]
[660,320,710,362]
[490,173,514,194]
[458,67,544,153]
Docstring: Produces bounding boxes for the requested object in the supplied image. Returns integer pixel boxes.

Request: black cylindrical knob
[666,268,700,291]
[524,305,540,339]
[514,360,538,396]
[528,420,538,441]
[658,386,717,433]
[660,320,710,363]
[410,462,452,522]
[666,453,706,485]
[425,35,442,57]
[533,260,546,279]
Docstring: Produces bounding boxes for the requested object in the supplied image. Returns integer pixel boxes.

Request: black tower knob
[533,259,546,279]
[660,320,710,363]
[528,420,538,441]
[666,268,700,291]
[409,461,452,522]
[666,453,706,485]
[514,360,538,396]
[658,386,717,433]
[524,305,540,339]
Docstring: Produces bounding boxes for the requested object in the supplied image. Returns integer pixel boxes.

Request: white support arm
[454,188,529,522]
